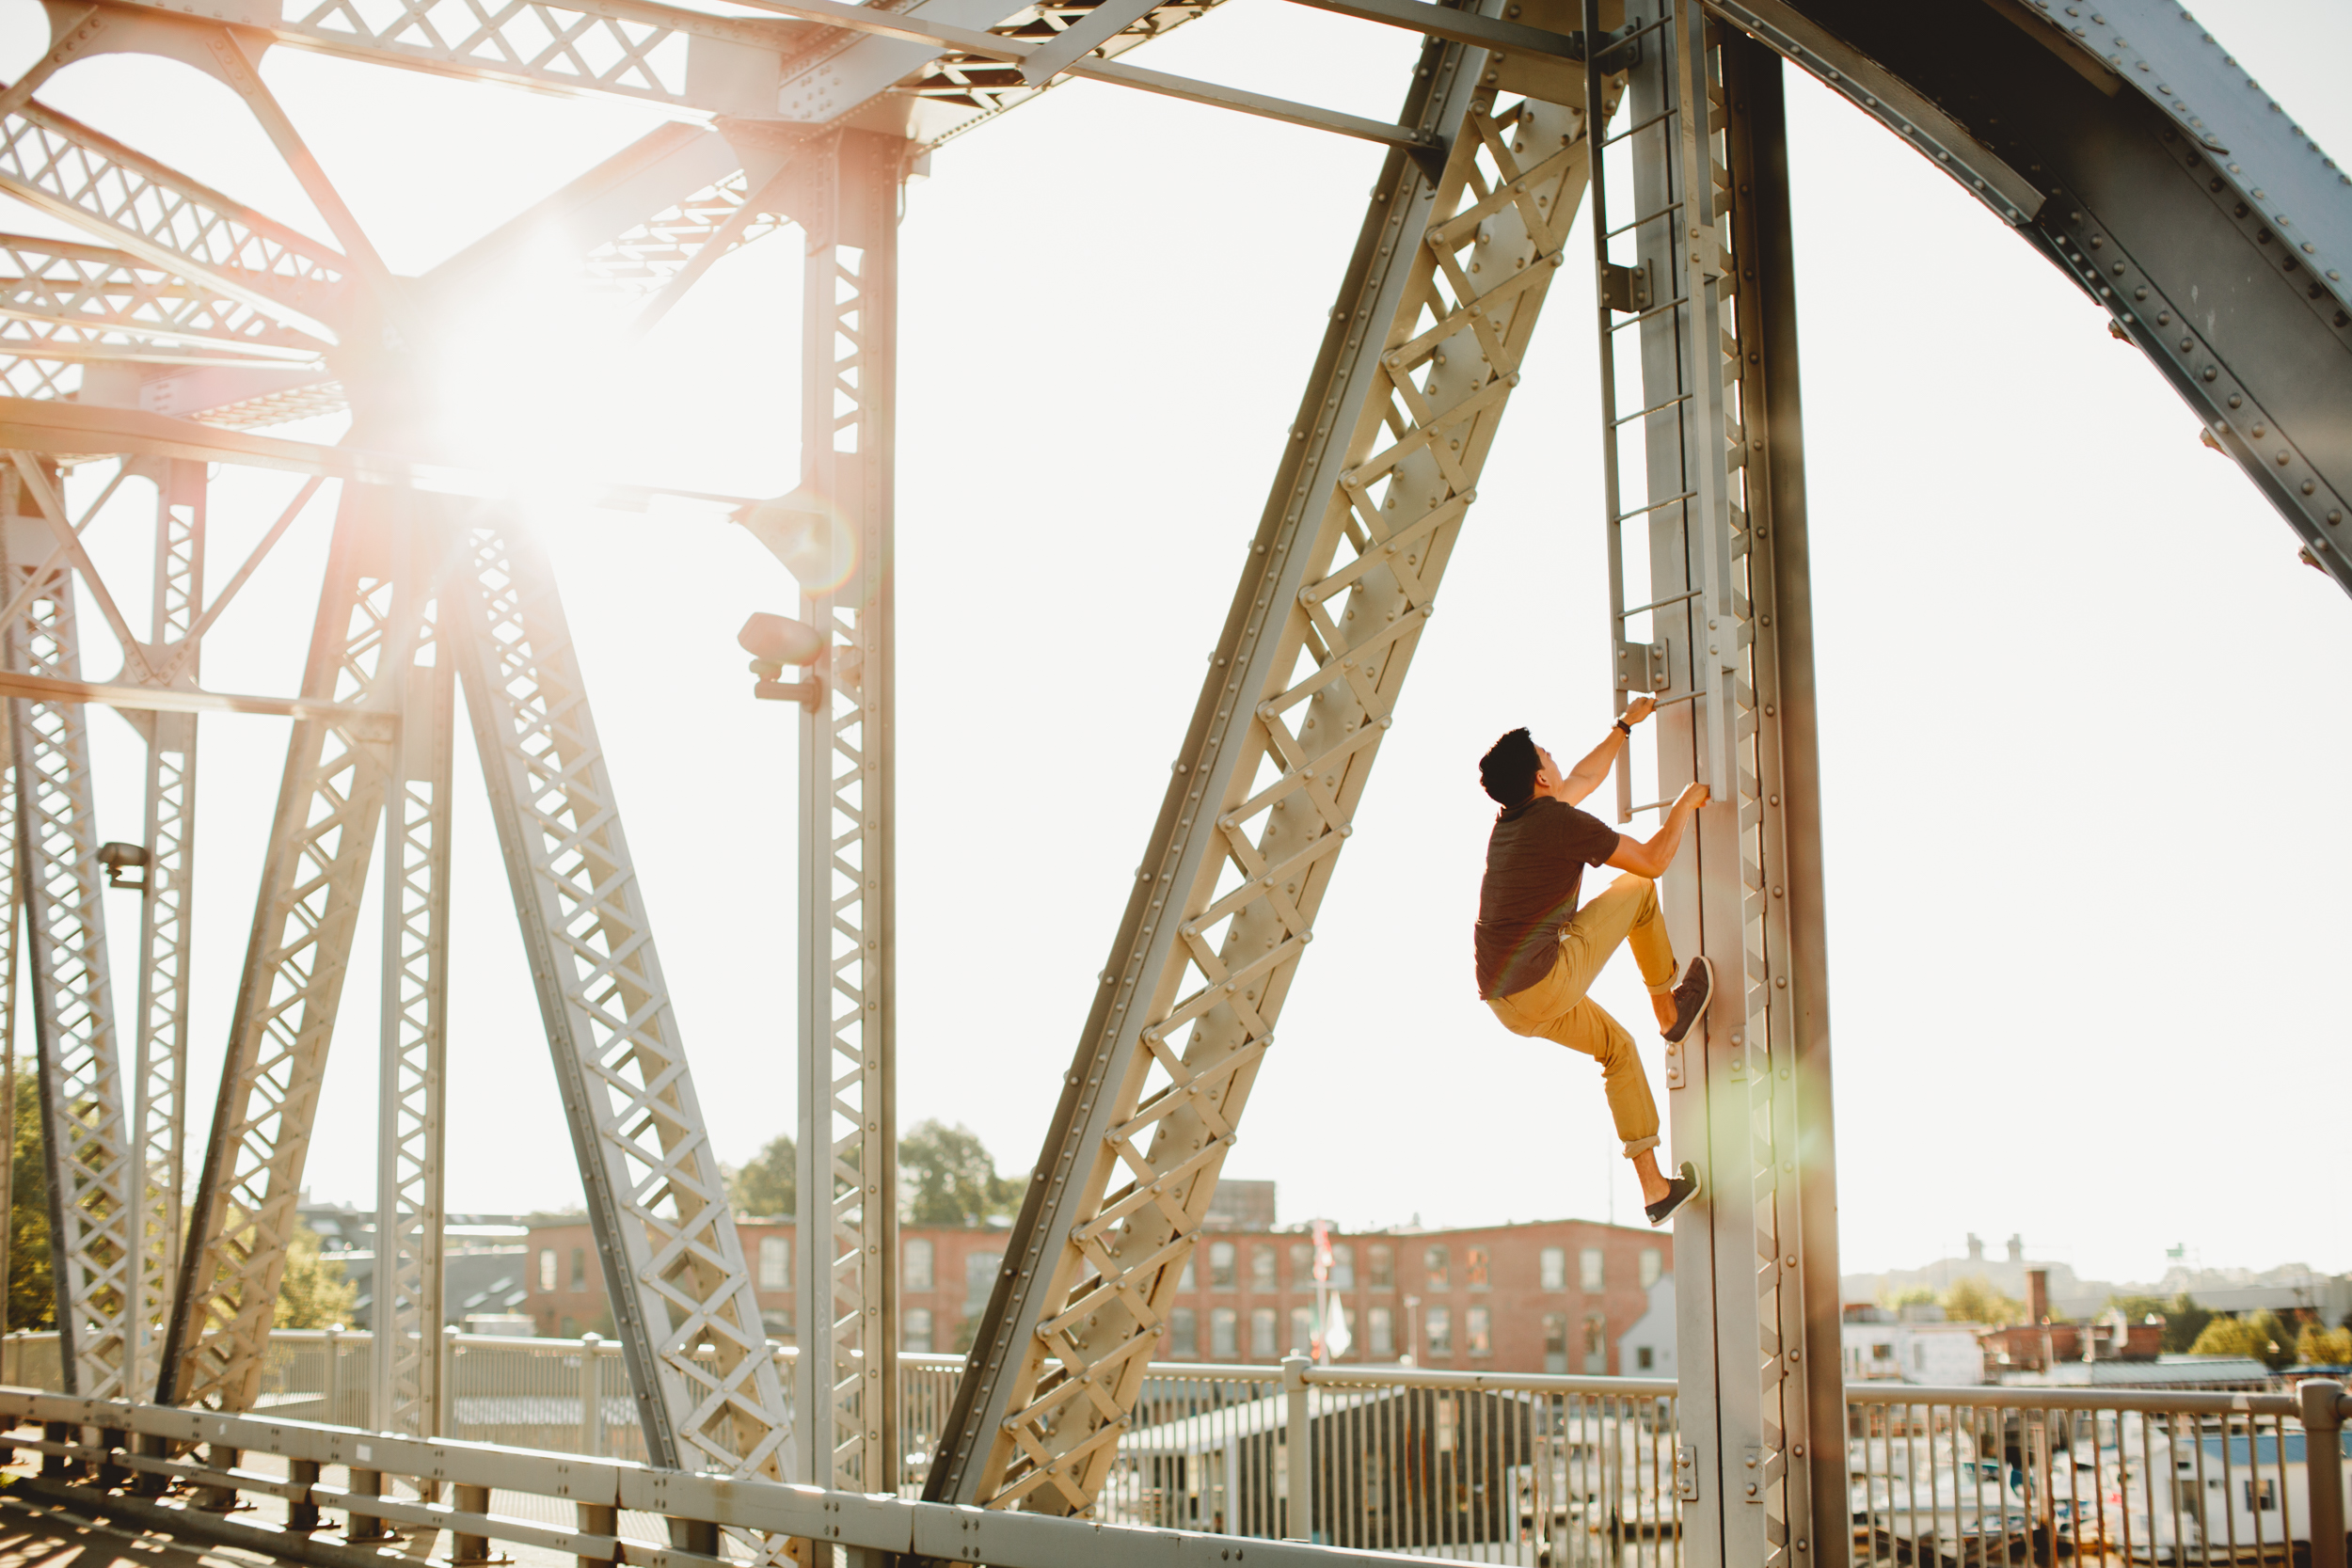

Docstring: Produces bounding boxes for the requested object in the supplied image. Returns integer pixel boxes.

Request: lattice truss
[0,460,135,1402]
[0,235,329,365]
[1604,8,1807,1561]
[804,216,890,1493]
[129,461,204,1400]
[967,79,1598,1511]
[165,500,406,1412]
[374,595,452,1440]
[453,522,787,1479]
[585,170,787,295]
[904,0,1220,131]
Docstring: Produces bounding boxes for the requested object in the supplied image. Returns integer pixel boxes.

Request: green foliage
[2107,1291,2213,1354]
[900,1120,1019,1227]
[2296,1322,2352,1367]
[8,1070,52,1331]
[274,1223,357,1330]
[1883,1286,1938,1309]
[726,1134,796,1218]
[2188,1309,2296,1370]
[1941,1275,2025,1327]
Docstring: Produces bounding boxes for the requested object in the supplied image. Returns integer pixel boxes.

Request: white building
[1618,1275,1675,1378]
[1842,1306,1985,1386]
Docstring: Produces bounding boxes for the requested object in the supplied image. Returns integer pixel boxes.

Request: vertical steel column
[925,42,1598,1512]
[373,566,453,1438]
[0,778,16,1329]
[129,457,203,1400]
[1591,13,1842,1567]
[161,483,414,1410]
[0,456,133,1400]
[451,517,789,1481]
[787,129,900,1496]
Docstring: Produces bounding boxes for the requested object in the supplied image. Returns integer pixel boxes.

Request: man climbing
[1474,697,1712,1227]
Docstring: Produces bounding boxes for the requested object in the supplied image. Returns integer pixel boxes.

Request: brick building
[520,1212,1668,1374]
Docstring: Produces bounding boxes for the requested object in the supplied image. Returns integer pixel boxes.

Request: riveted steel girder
[450,518,790,1481]
[1,455,135,1401]
[1708,0,2352,593]
[786,128,900,1497]
[160,483,416,1410]
[926,27,1601,1513]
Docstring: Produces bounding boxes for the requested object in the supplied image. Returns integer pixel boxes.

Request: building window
[1424,1245,1450,1291]
[1467,1306,1492,1357]
[1330,1244,1355,1289]
[1580,1247,1604,1291]
[1291,1306,1315,1354]
[904,1307,934,1354]
[1370,1307,1395,1358]
[538,1248,557,1292]
[1465,1247,1490,1291]
[1540,1246,1566,1291]
[1291,1243,1313,1287]
[1637,1346,1655,1370]
[758,1236,790,1290]
[1179,1253,1196,1291]
[1582,1314,1607,1373]
[571,1248,587,1291]
[1543,1312,1569,1374]
[1639,1247,1661,1289]
[966,1251,1003,1311]
[1169,1308,1198,1359]
[1425,1306,1453,1359]
[1211,1307,1238,1358]
[1250,1244,1277,1291]
[906,1238,934,1291]
[1368,1245,1395,1290]
[1912,1341,1926,1371]
[1871,1341,1895,1364]
[1210,1241,1237,1290]
[1250,1307,1278,1359]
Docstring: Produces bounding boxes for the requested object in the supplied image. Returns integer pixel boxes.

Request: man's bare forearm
[1562,726,1626,801]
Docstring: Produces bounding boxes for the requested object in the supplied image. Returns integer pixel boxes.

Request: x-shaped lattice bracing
[962,81,1595,1513]
[453,523,787,1481]
[0,236,328,365]
[0,489,135,1400]
[0,101,346,332]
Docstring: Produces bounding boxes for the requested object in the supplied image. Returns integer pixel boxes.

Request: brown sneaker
[1662,956,1713,1045]
[1645,1162,1702,1227]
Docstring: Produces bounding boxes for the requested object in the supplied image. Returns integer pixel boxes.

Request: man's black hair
[1480,727,1541,807]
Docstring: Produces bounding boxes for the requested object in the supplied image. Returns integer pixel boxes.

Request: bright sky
[0,0,2343,1293]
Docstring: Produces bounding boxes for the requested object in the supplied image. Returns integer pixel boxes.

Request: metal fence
[7,1332,2344,1567]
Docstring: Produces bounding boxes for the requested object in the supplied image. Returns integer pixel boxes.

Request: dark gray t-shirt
[1474,797,1620,999]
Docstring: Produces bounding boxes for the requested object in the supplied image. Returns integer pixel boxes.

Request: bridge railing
[4,1332,2343,1568]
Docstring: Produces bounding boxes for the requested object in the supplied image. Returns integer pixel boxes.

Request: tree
[727,1134,796,1218]
[900,1121,1018,1227]
[274,1223,358,1329]
[1883,1286,1938,1310]
[2189,1310,2295,1370]
[8,1070,52,1331]
[1941,1275,2024,1327]
[2296,1321,2352,1367]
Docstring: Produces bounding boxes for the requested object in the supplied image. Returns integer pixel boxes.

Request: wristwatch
[1613,718,1633,736]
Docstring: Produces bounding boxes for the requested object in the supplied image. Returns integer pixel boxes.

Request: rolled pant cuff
[1622,1133,1661,1158]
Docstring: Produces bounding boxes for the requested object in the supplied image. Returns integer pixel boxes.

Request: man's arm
[1558,695,1656,805]
[1606,780,1711,877]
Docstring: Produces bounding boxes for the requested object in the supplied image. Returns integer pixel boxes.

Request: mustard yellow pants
[1485,874,1678,1158]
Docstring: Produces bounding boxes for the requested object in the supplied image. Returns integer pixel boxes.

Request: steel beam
[450,517,789,1481]
[160,483,416,1410]
[0,235,327,368]
[373,586,453,1438]
[127,456,204,1401]
[783,129,900,1496]
[925,27,1597,1512]
[1588,10,1840,1564]
[1,455,134,1400]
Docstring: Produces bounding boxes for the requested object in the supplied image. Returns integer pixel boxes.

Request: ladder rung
[1612,489,1696,523]
[1605,294,1689,333]
[1613,393,1690,428]
[1600,106,1676,150]
[1618,588,1701,618]
[1604,199,1681,240]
